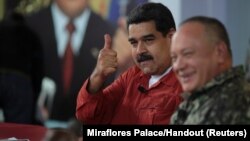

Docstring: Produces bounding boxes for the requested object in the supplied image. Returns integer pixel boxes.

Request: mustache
[137,53,153,63]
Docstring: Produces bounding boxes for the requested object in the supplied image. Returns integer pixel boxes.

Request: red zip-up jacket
[76,66,183,124]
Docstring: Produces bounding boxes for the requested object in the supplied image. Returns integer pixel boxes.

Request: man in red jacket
[76,2,182,124]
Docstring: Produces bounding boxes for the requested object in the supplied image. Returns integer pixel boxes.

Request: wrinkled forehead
[174,22,207,43]
[171,23,209,52]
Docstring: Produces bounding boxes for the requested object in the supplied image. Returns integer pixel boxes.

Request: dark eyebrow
[128,37,135,42]
[143,34,155,39]
[128,34,155,42]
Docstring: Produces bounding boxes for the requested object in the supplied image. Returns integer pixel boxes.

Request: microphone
[138,85,147,94]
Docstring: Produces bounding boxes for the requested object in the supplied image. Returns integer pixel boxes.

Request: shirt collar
[51,2,91,56]
[138,66,176,88]
[149,67,172,88]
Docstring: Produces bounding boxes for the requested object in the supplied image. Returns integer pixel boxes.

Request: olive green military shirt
[171,65,250,124]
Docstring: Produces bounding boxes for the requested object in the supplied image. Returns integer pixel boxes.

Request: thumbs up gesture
[96,34,118,77]
[88,34,118,93]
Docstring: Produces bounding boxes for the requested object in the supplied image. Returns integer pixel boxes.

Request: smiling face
[170,22,223,92]
[128,21,174,75]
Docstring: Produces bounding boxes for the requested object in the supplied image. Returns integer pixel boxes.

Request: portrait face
[55,0,88,18]
[128,21,173,75]
[170,22,221,92]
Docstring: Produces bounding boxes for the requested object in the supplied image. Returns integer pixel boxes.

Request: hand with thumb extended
[94,34,118,79]
[88,34,118,93]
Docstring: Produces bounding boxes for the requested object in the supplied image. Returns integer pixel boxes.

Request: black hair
[127,2,176,37]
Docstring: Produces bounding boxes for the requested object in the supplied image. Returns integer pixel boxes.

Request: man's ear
[216,41,228,64]
[168,28,176,39]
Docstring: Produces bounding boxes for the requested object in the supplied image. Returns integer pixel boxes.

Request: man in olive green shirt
[170,16,250,124]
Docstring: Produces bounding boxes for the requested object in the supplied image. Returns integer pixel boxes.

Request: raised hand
[88,34,118,93]
[99,34,118,76]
